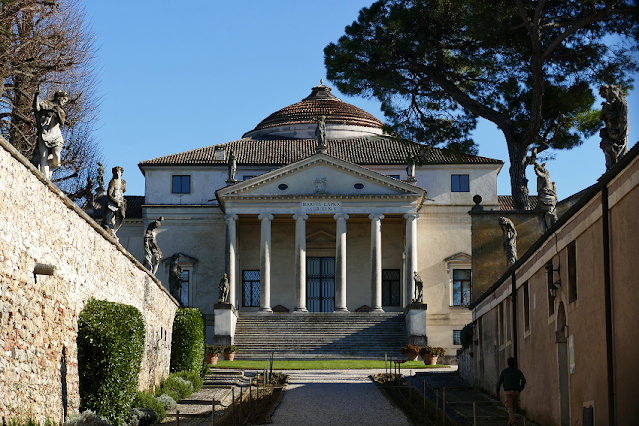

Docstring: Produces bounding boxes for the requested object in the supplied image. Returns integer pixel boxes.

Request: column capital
[293,214,309,221]
[224,214,238,221]
[368,213,385,221]
[404,213,419,220]
[333,213,350,221]
[258,214,274,221]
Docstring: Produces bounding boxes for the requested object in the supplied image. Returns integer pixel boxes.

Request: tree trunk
[508,141,530,211]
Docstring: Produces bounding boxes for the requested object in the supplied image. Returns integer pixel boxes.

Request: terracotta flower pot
[206,353,219,365]
[223,352,235,361]
[406,350,419,361]
[423,355,438,365]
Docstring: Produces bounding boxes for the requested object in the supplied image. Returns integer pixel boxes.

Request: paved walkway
[271,369,449,426]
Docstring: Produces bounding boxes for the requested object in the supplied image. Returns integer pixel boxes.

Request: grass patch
[210,359,447,370]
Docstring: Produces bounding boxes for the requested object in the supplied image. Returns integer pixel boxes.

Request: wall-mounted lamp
[33,263,56,283]
[549,285,559,299]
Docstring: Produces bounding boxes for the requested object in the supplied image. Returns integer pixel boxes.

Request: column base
[258,307,273,313]
[293,307,308,313]
[369,307,385,313]
[334,307,349,313]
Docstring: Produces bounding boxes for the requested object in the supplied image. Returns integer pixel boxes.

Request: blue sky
[85,0,638,201]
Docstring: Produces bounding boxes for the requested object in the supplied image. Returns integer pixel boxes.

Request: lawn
[209,359,447,370]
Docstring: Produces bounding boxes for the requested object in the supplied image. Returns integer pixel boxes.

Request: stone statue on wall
[96,162,106,196]
[499,217,517,268]
[168,254,184,305]
[413,271,424,303]
[144,217,164,275]
[31,85,69,180]
[534,162,557,231]
[101,166,126,236]
[227,150,237,184]
[599,84,629,170]
[315,115,327,153]
[218,273,230,304]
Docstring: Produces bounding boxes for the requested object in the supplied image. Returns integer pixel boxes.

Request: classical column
[224,214,238,307]
[259,214,274,312]
[369,213,385,312]
[404,213,419,306]
[293,214,309,312]
[334,213,349,312]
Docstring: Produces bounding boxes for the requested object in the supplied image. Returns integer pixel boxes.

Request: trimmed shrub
[131,391,166,423]
[460,322,474,348]
[155,375,194,402]
[173,370,203,392]
[156,393,177,411]
[125,408,156,426]
[63,410,111,426]
[77,298,145,426]
[170,307,205,374]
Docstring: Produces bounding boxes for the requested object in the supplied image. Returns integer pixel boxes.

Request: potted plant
[419,346,446,365]
[206,345,222,365]
[223,345,238,361]
[400,344,420,361]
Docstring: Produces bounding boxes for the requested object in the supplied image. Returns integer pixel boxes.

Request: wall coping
[0,136,178,307]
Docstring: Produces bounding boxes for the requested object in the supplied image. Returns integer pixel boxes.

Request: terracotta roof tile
[139,137,503,167]
[498,195,539,211]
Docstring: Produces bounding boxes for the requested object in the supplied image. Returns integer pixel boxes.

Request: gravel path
[270,369,411,426]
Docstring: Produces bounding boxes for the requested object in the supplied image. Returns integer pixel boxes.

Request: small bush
[156,394,177,411]
[63,410,111,426]
[170,308,206,374]
[155,376,194,402]
[125,408,156,426]
[173,370,203,392]
[77,299,145,426]
[460,323,474,348]
[131,391,166,423]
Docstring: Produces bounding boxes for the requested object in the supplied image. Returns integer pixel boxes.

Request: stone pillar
[259,214,274,313]
[293,214,309,312]
[404,213,419,306]
[369,213,385,312]
[334,213,349,312]
[224,214,238,308]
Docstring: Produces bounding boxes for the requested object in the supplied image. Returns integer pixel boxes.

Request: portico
[216,154,425,313]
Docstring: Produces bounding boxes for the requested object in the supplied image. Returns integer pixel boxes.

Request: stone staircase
[233,312,408,359]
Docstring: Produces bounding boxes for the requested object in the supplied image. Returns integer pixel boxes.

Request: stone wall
[0,137,178,422]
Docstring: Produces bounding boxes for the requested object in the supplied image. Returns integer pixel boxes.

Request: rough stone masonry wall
[0,137,179,422]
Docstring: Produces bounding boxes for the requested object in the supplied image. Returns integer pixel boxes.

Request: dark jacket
[496,365,526,393]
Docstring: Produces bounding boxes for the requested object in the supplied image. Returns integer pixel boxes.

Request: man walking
[496,357,526,425]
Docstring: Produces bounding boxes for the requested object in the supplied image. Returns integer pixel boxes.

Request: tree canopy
[325,0,638,209]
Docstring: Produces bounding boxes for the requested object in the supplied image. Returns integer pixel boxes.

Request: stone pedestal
[213,303,238,346]
[404,302,427,346]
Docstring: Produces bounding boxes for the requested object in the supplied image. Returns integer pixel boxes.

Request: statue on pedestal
[499,217,517,268]
[226,150,237,184]
[413,271,424,303]
[534,162,557,231]
[315,115,327,153]
[599,84,629,170]
[101,166,126,236]
[406,156,417,183]
[144,217,164,275]
[31,85,69,180]
[218,273,230,304]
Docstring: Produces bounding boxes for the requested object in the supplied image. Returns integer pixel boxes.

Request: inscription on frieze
[301,201,341,213]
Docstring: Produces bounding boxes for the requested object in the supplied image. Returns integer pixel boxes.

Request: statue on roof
[534,162,557,231]
[227,150,237,184]
[406,156,417,183]
[31,85,69,180]
[499,217,517,268]
[101,166,126,236]
[144,217,164,275]
[599,84,629,171]
[315,115,327,153]
[96,162,106,196]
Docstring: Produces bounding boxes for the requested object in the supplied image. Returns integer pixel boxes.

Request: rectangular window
[180,269,190,307]
[242,270,260,307]
[547,260,556,316]
[172,175,191,194]
[568,241,577,303]
[498,303,504,347]
[523,281,530,333]
[382,269,401,306]
[452,269,471,306]
[451,174,470,192]
[453,330,462,345]
[505,297,511,342]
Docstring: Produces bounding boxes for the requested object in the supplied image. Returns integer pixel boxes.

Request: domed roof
[243,82,383,139]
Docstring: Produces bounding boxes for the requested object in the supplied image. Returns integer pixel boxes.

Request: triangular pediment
[444,252,472,263]
[217,154,425,198]
[306,230,336,243]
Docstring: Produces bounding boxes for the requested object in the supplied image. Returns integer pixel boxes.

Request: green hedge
[131,391,166,423]
[77,298,145,426]
[170,308,205,374]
